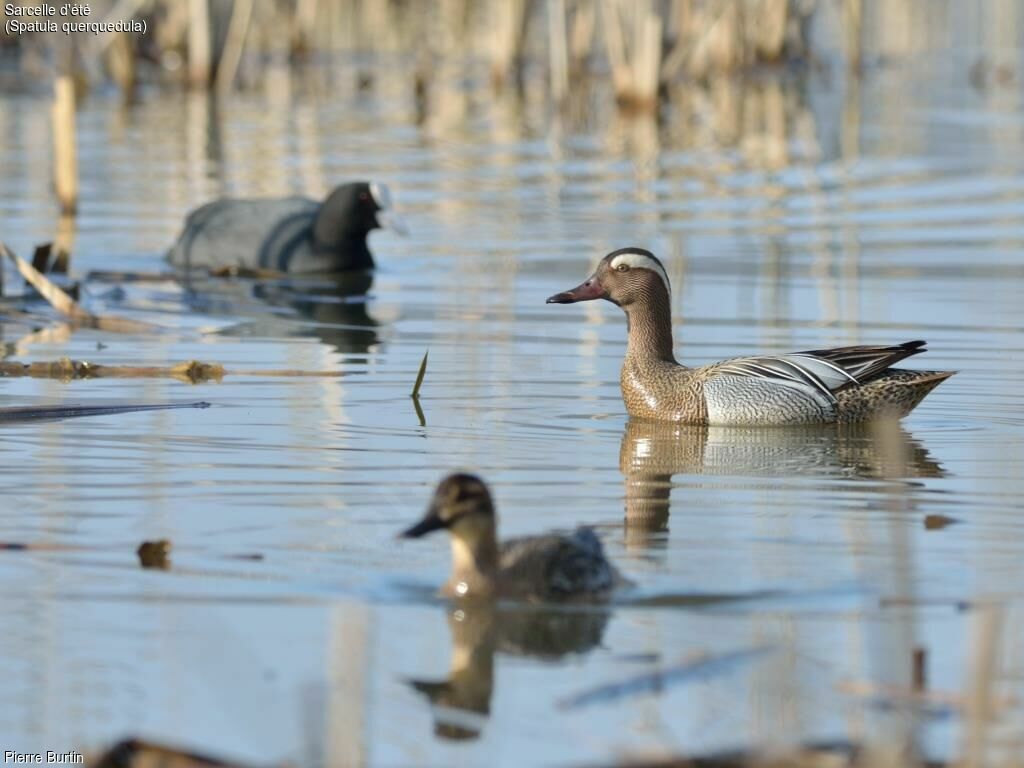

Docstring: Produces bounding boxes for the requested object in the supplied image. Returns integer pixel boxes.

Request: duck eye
[616,264,630,273]
[359,192,369,201]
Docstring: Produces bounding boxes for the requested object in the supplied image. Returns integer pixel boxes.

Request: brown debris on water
[0,358,344,384]
[924,514,959,530]
[137,540,172,570]
[171,360,226,384]
[89,738,264,768]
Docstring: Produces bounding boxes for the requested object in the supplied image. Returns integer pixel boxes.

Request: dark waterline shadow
[0,400,210,424]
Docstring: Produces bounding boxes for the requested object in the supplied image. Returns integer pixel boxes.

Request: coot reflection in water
[184,272,381,356]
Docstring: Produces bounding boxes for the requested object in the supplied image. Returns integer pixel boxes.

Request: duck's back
[498,528,618,601]
[167,196,320,272]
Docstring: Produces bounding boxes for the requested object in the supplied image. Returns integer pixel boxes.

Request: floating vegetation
[0,357,350,384]
[137,540,172,570]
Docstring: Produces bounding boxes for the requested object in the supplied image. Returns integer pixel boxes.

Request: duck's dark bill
[546,277,604,304]
[401,514,447,538]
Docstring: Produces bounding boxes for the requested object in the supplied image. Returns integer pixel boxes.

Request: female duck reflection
[407,603,610,740]
[620,419,947,536]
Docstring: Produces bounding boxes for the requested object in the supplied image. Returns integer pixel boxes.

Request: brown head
[402,473,497,544]
[546,247,671,308]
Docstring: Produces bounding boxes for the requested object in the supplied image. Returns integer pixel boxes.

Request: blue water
[1,57,1023,765]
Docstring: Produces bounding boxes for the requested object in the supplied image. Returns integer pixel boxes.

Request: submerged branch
[0,400,210,424]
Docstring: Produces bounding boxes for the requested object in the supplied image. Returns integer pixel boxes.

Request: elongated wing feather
[714,356,846,403]
[713,340,929,401]
[800,340,927,383]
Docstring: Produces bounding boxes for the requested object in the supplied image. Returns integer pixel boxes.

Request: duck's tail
[836,369,956,422]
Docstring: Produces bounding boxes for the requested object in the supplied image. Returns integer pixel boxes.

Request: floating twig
[559,647,773,709]
[0,241,160,334]
[0,358,348,384]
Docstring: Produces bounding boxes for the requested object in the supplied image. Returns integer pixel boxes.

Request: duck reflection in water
[408,603,610,740]
[620,419,947,538]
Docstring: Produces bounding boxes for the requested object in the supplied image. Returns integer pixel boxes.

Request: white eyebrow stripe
[609,252,670,293]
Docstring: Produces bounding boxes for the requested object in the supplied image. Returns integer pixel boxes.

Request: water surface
[1,58,1023,765]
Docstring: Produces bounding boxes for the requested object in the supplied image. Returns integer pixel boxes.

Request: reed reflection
[408,603,609,741]
[619,419,946,537]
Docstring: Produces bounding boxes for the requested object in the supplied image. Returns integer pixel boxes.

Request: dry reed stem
[548,0,570,103]
[961,603,1004,768]
[411,350,429,398]
[216,0,254,95]
[600,0,662,111]
[491,0,531,88]
[601,0,632,96]
[53,75,78,214]
[2,241,90,322]
[53,214,76,272]
[188,0,212,87]
[568,0,597,72]
[0,241,160,334]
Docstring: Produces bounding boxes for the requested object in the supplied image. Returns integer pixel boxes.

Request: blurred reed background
[3,3,1024,767]
[4,0,1021,99]
[2,0,1022,218]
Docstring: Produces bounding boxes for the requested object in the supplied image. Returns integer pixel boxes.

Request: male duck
[547,247,955,426]
[402,473,624,602]
[167,181,406,274]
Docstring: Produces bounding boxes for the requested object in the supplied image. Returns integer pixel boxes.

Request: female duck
[547,247,954,426]
[402,473,624,602]
[167,181,406,274]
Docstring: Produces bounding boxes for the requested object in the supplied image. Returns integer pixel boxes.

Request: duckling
[547,247,955,425]
[167,181,406,274]
[402,473,624,602]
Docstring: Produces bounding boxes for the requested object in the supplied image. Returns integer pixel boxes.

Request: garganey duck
[402,473,624,602]
[547,247,955,425]
[168,181,406,274]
